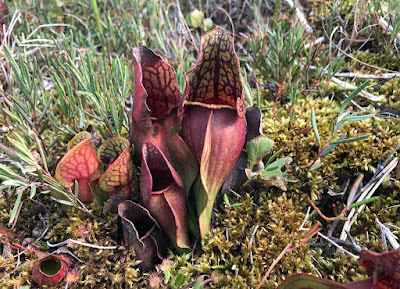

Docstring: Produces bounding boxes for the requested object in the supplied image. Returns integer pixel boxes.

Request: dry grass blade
[340,157,399,240]
[47,239,117,250]
[331,77,382,101]
[283,0,313,33]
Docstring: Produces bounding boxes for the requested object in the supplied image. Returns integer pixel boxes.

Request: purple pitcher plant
[180,29,246,237]
[129,46,198,249]
[55,132,136,203]
[130,28,246,241]
[55,28,246,253]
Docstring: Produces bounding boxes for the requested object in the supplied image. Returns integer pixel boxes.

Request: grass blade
[331,134,370,145]
[8,188,24,226]
[311,108,321,148]
[339,80,371,116]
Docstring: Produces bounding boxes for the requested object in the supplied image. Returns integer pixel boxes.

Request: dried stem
[256,243,292,289]
[340,157,399,240]
[307,195,345,222]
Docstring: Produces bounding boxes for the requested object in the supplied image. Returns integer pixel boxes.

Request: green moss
[0,201,146,288]
[1,91,399,288]
[155,93,398,288]
[350,51,400,72]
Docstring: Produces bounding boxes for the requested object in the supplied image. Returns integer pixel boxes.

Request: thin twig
[47,239,118,250]
[354,143,400,201]
[306,65,386,99]
[299,206,311,231]
[283,0,313,33]
[256,243,292,289]
[327,220,340,237]
[333,71,400,79]
[311,236,362,254]
[51,246,85,263]
[249,225,259,265]
[376,218,399,251]
[317,232,359,259]
[215,6,235,37]
[307,195,345,222]
[256,223,320,288]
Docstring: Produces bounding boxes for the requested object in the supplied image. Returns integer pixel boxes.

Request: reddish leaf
[117,200,168,271]
[32,254,69,287]
[130,46,183,162]
[157,132,199,197]
[132,46,183,120]
[98,137,136,199]
[55,138,102,203]
[0,225,23,240]
[221,105,265,196]
[276,273,373,289]
[140,142,190,249]
[98,136,128,165]
[359,248,400,289]
[198,108,246,237]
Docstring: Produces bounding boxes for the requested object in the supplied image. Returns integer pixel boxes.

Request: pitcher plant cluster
[54,29,247,259]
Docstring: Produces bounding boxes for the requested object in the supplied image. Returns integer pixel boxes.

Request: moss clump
[154,193,317,288]
[351,51,400,72]
[0,253,36,288]
[45,204,146,288]
[151,94,398,288]
[378,77,400,111]
[311,248,365,283]
[1,93,398,288]
[356,191,400,249]
[261,95,399,198]
[0,201,147,288]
